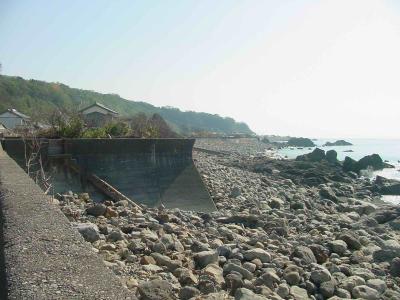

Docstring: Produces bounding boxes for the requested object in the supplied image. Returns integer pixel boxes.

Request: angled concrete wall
[0,142,136,299]
[1,138,216,213]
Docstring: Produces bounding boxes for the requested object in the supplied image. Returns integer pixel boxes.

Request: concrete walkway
[0,143,136,299]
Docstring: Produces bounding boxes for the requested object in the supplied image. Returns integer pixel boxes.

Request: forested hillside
[0,75,253,135]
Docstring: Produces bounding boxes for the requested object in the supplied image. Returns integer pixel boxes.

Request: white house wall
[0,111,26,129]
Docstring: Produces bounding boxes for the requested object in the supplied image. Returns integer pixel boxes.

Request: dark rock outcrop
[296,148,325,162]
[287,137,315,147]
[343,154,393,174]
[323,140,353,146]
[326,150,338,163]
[372,176,400,195]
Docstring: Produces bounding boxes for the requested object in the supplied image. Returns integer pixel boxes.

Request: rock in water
[287,137,315,147]
[323,140,353,146]
[138,279,174,300]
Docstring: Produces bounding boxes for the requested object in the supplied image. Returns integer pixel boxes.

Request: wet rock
[138,279,174,300]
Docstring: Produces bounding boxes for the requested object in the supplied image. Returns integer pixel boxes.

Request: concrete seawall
[0,142,136,299]
[2,138,216,213]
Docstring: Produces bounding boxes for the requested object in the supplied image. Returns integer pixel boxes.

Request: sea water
[277,138,400,204]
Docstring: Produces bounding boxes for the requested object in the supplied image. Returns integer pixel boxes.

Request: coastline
[50,137,400,299]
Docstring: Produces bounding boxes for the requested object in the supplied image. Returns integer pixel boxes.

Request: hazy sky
[1,0,399,138]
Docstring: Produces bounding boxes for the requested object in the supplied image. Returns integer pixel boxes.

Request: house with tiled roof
[0,109,31,129]
[79,102,119,127]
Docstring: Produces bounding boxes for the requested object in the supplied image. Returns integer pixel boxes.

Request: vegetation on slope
[0,75,253,135]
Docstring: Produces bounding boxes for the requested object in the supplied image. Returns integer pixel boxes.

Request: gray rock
[292,246,317,264]
[179,286,200,300]
[390,257,400,276]
[284,271,301,285]
[225,272,243,295]
[335,288,351,298]
[366,278,386,294]
[73,222,100,242]
[328,240,348,255]
[223,263,253,280]
[309,244,329,264]
[151,253,182,271]
[106,230,124,242]
[310,268,332,284]
[338,232,362,250]
[243,248,271,263]
[138,279,174,300]
[320,280,335,298]
[86,204,106,217]
[277,283,290,298]
[352,285,380,300]
[234,288,269,300]
[290,286,310,300]
[194,250,219,268]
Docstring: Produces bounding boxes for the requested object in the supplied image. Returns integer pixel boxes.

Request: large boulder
[373,176,400,195]
[343,156,358,172]
[296,148,325,162]
[357,154,385,171]
[326,150,338,163]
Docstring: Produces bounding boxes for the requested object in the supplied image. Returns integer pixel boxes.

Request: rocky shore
[55,138,400,299]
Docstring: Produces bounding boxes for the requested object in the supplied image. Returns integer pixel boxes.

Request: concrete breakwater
[1,138,216,213]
